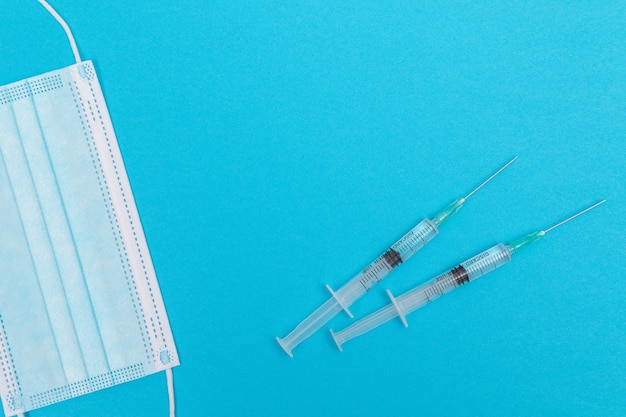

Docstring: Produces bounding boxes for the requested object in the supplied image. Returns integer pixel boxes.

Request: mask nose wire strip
[35,0,82,63]
[166,368,176,417]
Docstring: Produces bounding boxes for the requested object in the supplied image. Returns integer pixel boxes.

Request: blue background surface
[1,1,625,416]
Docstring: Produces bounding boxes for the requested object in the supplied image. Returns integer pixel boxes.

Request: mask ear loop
[35,0,82,63]
[166,368,176,417]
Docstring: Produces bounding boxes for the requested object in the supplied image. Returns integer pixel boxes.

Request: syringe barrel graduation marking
[341,219,438,304]
[331,244,512,350]
[393,244,511,317]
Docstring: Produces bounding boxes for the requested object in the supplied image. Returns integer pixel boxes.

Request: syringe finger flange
[387,289,408,327]
[326,284,353,318]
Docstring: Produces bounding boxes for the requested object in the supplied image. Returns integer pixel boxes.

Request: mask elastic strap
[166,368,176,417]
[36,0,82,63]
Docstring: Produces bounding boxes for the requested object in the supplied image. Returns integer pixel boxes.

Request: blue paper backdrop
[1,1,625,416]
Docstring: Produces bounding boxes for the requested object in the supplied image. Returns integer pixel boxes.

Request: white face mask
[0,2,179,416]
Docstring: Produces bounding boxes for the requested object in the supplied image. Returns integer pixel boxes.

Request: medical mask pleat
[0,151,67,401]
[27,82,112,379]
[0,97,88,385]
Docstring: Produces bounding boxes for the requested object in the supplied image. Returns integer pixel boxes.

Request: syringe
[276,157,518,356]
[330,200,606,351]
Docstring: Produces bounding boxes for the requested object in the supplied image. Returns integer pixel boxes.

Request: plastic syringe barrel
[333,218,439,306]
[331,244,513,350]
[277,218,439,356]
